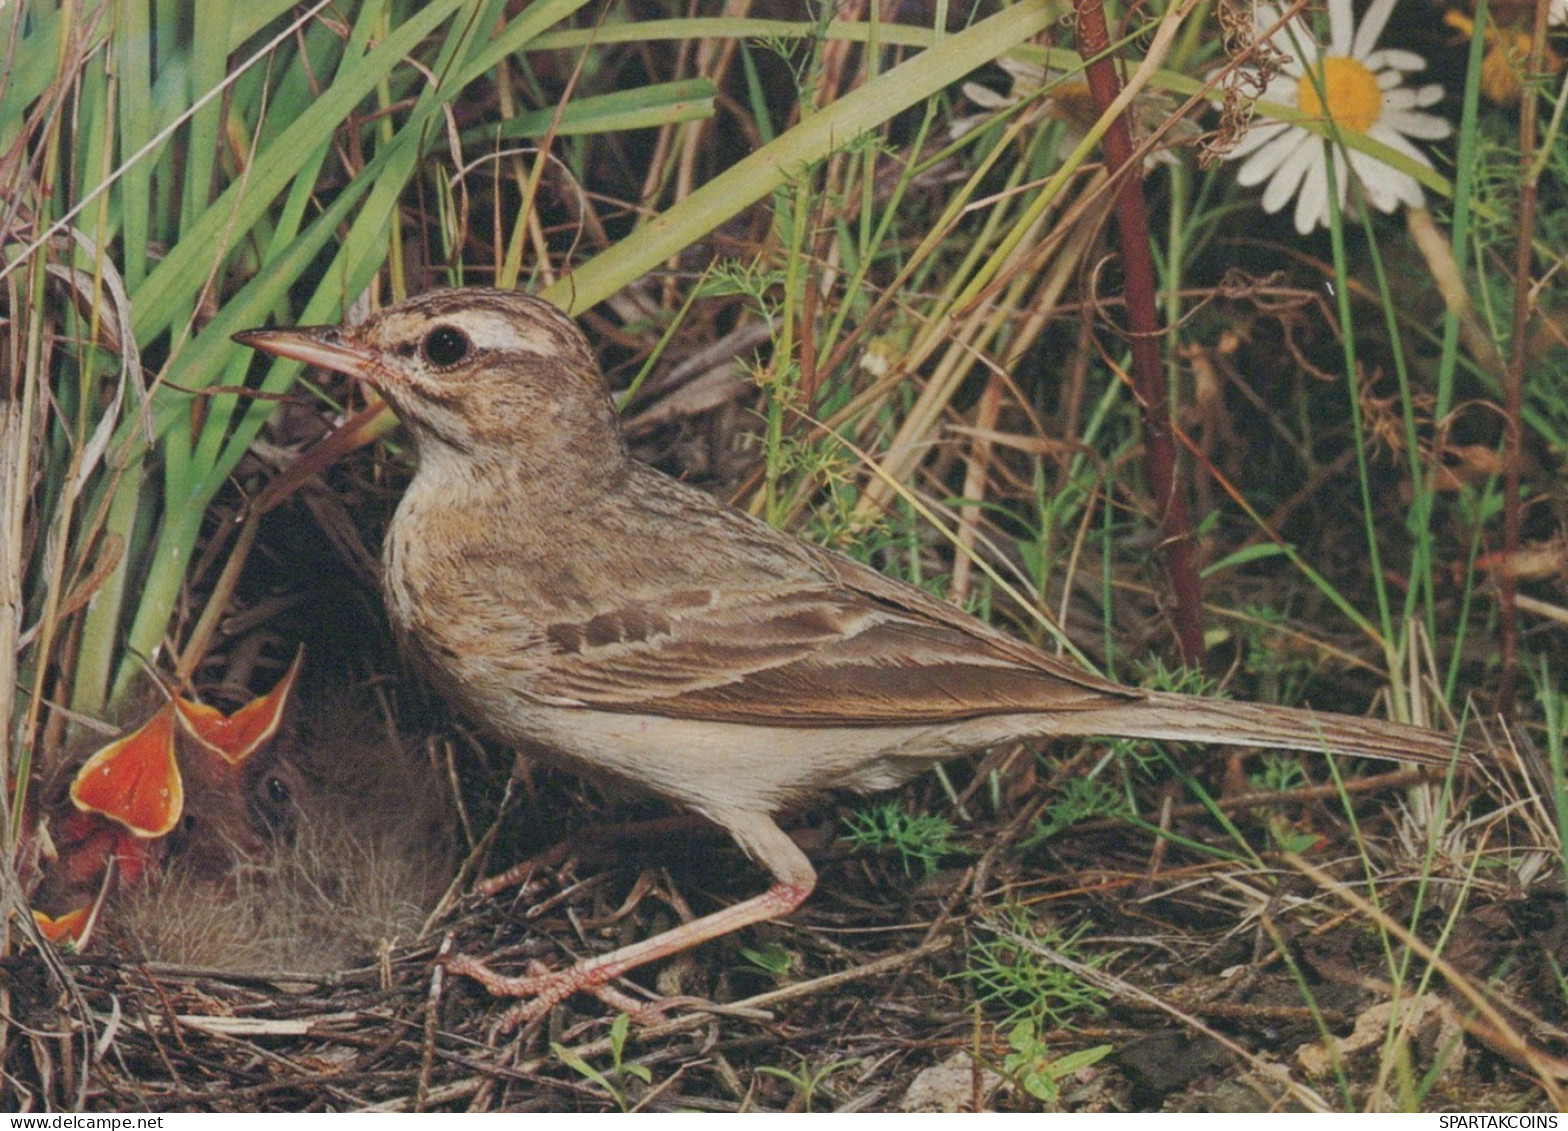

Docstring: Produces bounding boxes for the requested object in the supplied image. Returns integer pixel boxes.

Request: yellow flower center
[1295,56,1382,132]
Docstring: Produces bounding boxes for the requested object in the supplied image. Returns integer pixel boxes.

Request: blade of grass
[540,0,1066,313]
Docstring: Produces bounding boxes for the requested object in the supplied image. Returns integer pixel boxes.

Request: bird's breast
[382,499,561,716]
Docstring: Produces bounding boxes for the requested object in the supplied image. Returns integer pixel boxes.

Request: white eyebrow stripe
[452,315,562,355]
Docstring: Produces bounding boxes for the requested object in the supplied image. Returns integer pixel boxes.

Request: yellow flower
[1444,11,1563,106]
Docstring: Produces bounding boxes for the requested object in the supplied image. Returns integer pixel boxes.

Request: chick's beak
[233,325,379,383]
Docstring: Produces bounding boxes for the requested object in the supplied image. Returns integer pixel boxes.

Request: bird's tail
[1040,691,1476,770]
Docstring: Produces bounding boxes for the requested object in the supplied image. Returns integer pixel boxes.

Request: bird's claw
[442,952,670,1032]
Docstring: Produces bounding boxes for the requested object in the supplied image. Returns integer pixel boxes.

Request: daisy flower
[1224,0,1452,234]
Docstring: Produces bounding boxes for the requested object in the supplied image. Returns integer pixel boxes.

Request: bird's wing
[528,548,1137,726]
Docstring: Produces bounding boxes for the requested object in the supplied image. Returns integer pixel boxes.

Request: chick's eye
[265,776,291,806]
[422,325,471,367]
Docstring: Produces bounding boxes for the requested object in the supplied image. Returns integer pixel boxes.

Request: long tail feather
[1043,691,1475,770]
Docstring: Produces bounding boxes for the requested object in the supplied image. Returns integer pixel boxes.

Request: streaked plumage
[236,288,1478,1023]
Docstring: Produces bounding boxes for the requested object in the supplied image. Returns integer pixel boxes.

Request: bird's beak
[233,325,379,382]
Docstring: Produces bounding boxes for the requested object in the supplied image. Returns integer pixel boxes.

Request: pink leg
[446,879,812,1028]
[446,808,814,1028]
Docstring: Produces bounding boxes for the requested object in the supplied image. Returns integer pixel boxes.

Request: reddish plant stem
[1496,2,1548,718]
[1073,0,1205,668]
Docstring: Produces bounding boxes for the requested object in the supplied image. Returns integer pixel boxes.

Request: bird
[234,287,1479,1025]
[26,674,304,944]
[108,697,456,973]
[42,662,303,864]
[29,676,455,969]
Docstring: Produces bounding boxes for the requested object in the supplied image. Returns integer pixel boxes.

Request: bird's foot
[447,872,814,1033]
[473,859,556,901]
[443,952,674,1031]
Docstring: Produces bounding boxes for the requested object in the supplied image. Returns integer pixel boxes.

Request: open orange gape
[30,650,304,948]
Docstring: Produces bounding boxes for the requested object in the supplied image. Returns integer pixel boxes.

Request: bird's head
[236,288,622,473]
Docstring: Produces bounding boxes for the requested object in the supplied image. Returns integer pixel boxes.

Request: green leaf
[540,0,1066,313]
[458,79,717,141]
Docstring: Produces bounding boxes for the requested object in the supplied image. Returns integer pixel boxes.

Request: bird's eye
[422,325,471,368]
[262,775,291,807]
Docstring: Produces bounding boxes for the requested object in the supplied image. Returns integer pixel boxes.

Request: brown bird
[27,681,303,942]
[235,288,1477,1024]
[109,698,455,973]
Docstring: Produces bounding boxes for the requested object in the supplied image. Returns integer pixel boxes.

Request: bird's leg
[446,810,814,1029]
[446,880,813,1028]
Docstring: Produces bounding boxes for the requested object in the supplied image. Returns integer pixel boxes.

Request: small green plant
[961,910,1110,1031]
[739,941,794,977]
[551,1013,652,1112]
[755,1054,861,1113]
[1232,604,1321,707]
[1000,1019,1113,1106]
[1135,657,1221,698]
[842,802,965,878]
[1264,816,1327,856]
[696,260,787,319]
[1251,752,1308,794]
[1245,752,1324,853]
[1022,775,1131,847]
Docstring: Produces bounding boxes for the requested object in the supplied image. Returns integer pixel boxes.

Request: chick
[108,696,458,973]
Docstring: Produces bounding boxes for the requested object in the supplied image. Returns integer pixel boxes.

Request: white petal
[1276,14,1321,68]
[1234,73,1301,106]
[1236,127,1310,185]
[1253,4,1301,63]
[1349,153,1401,211]
[1380,108,1452,141]
[1367,124,1439,166]
[1261,137,1320,214]
[1226,119,1291,161]
[1293,159,1331,232]
[1259,74,1302,101]
[1363,48,1426,73]
[1412,83,1445,108]
[1208,67,1300,99]
[1352,0,1398,59]
[1391,171,1424,209]
[997,56,1046,88]
[1328,0,1356,55]
[1351,151,1422,210]
[962,84,1015,110]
